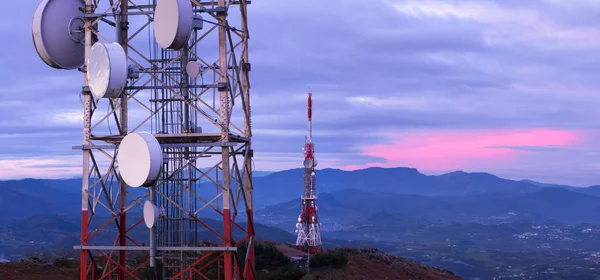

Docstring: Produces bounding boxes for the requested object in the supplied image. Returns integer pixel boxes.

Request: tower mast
[295,92,323,255]
[31,0,255,279]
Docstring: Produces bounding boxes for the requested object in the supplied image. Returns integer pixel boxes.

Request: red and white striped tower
[295,92,323,254]
[30,0,255,278]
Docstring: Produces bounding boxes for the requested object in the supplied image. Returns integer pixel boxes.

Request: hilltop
[302,248,461,280]
[0,244,461,280]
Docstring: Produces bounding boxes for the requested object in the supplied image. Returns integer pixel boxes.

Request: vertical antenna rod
[307,92,313,142]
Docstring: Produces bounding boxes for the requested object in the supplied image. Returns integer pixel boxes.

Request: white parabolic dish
[32,0,85,69]
[154,0,193,49]
[303,158,313,168]
[88,42,128,98]
[143,200,159,228]
[186,60,200,79]
[117,132,163,187]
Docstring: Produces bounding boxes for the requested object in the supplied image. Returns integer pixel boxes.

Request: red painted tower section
[295,92,323,255]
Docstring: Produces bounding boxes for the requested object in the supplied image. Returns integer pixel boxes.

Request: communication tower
[31,0,255,279]
[295,92,323,255]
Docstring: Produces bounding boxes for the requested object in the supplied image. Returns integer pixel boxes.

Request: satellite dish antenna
[117,132,163,187]
[314,160,318,167]
[186,60,200,80]
[143,200,160,228]
[88,42,128,98]
[296,223,302,229]
[303,158,313,168]
[154,0,194,50]
[32,0,85,69]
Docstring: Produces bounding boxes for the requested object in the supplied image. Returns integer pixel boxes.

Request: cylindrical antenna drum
[143,200,160,228]
[88,42,128,98]
[154,0,194,50]
[117,132,163,188]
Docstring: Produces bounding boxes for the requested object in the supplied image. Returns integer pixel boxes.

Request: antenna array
[32,0,254,279]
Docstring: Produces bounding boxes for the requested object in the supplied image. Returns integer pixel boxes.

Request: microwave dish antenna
[117,132,163,188]
[303,158,313,168]
[143,200,160,228]
[154,0,194,50]
[186,60,201,79]
[31,0,85,69]
[88,42,128,99]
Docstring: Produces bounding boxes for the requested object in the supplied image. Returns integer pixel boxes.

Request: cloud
[3,0,600,185]
[0,156,81,179]
[344,129,582,171]
[52,110,83,124]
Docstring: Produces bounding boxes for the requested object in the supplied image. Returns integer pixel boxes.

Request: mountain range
[251,167,586,207]
[3,166,600,279]
[4,167,600,226]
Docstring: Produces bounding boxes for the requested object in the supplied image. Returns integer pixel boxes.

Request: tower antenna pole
[117,1,129,279]
[80,1,93,279]
[295,91,323,264]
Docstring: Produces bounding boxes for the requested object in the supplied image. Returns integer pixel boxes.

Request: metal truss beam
[74,246,238,251]
[78,0,254,279]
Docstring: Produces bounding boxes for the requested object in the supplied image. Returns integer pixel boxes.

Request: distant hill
[3,168,600,227]
[520,179,569,188]
[0,212,295,260]
[4,167,600,226]
[252,171,273,177]
[3,167,600,279]
[5,167,598,213]
[253,167,544,207]
[0,179,79,220]
[573,185,600,197]
[258,187,600,226]
[256,189,449,228]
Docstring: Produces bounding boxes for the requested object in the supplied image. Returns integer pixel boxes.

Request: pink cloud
[548,83,600,96]
[343,128,583,171]
[0,156,83,179]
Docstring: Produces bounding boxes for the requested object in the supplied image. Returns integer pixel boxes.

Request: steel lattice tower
[295,92,323,255]
[32,0,255,279]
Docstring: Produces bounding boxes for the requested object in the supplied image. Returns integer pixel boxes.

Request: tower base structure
[295,211,323,254]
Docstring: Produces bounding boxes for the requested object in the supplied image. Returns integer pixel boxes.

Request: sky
[2,0,600,186]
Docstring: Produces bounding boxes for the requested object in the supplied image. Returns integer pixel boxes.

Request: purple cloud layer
[2,0,600,186]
